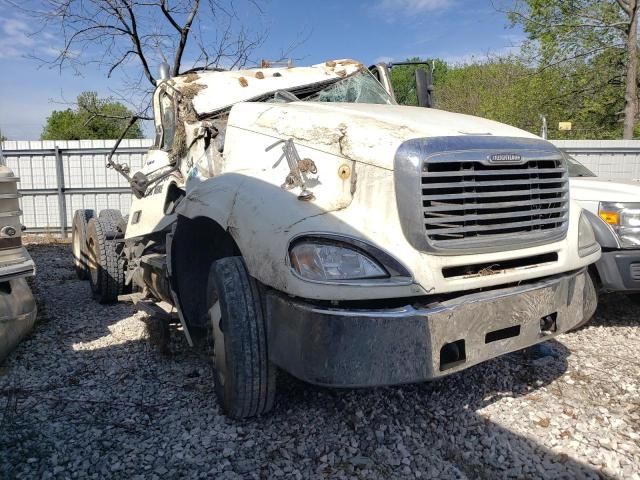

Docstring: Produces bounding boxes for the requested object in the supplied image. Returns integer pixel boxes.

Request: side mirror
[415,68,434,108]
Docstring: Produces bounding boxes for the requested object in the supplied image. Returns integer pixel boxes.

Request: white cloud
[376,0,454,14]
[0,16,59,60]
[0,18,34,58]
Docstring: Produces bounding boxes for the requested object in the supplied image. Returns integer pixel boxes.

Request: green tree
[391,54,627,140]
[450,57,628,139]
[41,92,143,140]
[505,0,639,138]
[436,59,528,120]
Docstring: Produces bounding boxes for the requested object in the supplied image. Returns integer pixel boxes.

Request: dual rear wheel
[72,208,125,303]
[86,216,125,303]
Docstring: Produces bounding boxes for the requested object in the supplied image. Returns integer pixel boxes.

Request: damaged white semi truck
[73,59,601,418]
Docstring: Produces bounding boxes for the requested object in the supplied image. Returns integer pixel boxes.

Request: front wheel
[206,257,276,418]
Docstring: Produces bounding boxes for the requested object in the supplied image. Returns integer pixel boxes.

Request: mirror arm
[106,115,147,184]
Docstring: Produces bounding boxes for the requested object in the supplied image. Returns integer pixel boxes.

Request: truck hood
[570,177,640,203]
[233,102,540,170]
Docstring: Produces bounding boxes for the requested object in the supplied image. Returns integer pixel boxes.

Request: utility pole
[540,115,548,140]
[0,128,5,166]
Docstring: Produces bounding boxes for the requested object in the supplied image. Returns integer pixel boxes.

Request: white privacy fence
[552,140,640,181]
[0,138,639,235]
[1,139,151,235]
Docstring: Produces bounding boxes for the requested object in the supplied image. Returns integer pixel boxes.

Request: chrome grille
[394,136,570,255]
[421,159,568,245]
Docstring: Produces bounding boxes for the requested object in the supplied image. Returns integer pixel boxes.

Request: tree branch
[617,0,632,16]
[173,0,200,75]
[122,1,156,86]
[108,50,137,77]
[19,0,281,121]
[159,0,183,32]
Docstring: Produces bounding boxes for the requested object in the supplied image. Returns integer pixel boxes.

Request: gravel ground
[1,243,639,479]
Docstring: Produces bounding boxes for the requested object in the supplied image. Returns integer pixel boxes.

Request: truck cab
[72,59,601,418]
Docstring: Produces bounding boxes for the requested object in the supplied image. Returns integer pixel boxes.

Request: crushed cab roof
[170,59,364,117]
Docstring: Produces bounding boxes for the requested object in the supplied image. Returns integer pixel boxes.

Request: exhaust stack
[159,61,170,82]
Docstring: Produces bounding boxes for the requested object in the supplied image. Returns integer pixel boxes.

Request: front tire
[206,257,276,418]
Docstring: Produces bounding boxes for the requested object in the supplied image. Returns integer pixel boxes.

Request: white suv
[568,156,640,302]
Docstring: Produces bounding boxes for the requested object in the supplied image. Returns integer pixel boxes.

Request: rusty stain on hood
[251,105,421,169]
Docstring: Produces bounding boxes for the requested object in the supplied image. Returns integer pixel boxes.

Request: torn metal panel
[221,126,356,213]
[173,60,365,117]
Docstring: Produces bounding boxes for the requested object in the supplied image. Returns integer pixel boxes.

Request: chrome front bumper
[265,268,596,387]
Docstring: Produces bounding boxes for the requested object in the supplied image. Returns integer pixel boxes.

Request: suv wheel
[206,257,276,418]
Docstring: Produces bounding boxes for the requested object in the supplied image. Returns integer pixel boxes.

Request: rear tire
[206,257,276,418]
[87,218,124,304]
[98,209,126,234]
[72,209,95,280]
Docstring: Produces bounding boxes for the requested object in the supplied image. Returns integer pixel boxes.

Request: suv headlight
[289,235,411,283]
[578,212,599,257]
[599,202,640,248]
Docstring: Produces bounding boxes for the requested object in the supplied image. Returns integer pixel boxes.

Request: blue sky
[0,0,522,140]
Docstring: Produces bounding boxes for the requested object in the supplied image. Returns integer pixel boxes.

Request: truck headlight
[578,212,599,257]
[290,241,388,281]
[599,202,640,248]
